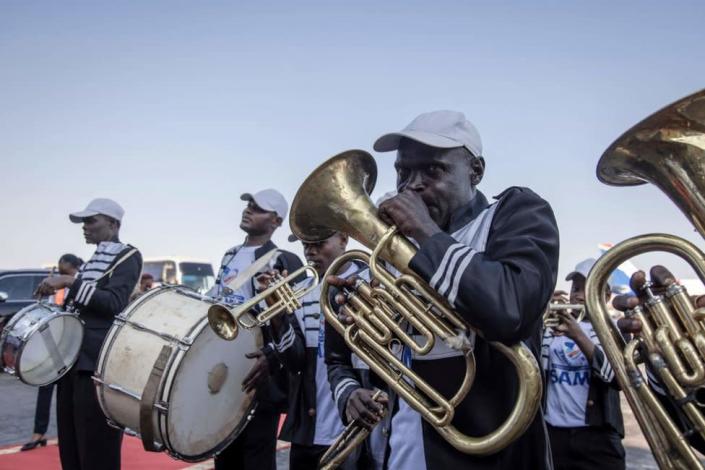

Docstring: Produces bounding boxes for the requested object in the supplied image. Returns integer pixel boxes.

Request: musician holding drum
[35,198,142,470]
[206,188,304,470]
[542,258,626,470]
[325,111,559,469]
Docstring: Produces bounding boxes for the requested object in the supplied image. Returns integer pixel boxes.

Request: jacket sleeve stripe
[436,246,472,296]
[82,283,97,306]
[429,243,466,290]
[74,282,88,304]
[334,377,360,407]
[274,325,295,352]
[447,250,477,306]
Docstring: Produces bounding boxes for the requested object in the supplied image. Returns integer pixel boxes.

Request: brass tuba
[585,89,705,469]
[289,150,542,458]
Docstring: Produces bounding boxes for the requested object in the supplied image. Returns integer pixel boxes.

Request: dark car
[0,269,51,324]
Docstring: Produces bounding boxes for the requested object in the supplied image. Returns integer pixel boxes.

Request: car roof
[0,269,51,275]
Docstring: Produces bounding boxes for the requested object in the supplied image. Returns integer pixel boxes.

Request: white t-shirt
[291,264,357,446]
[219,246,258,304]
[544,321,594,428]
[313,263,358,445]
[313,308,346,445]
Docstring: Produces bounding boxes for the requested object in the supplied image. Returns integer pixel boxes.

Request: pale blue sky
[2,1,704,287]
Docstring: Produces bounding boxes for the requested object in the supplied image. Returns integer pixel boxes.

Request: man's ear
[470,156,485,186]
[272,215,283,229]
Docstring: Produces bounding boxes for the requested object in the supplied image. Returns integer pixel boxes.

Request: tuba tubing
[585,234,705,470]
[291,150,543,457]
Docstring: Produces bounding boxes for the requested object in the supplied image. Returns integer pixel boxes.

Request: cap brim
[69,210,99,223]
[373,130,462,152]
[240,192,280,215]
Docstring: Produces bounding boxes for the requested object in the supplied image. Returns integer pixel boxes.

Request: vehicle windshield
[0,274,47,300]
[142,261,178,284]
[179,262,215,293]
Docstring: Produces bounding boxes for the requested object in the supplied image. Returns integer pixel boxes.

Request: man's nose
[404,171,424,192]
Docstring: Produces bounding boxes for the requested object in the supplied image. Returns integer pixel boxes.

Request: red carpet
[0,437,200,470]
[0,416,289,469]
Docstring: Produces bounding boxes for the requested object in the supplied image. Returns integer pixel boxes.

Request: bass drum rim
[159,313,262,462]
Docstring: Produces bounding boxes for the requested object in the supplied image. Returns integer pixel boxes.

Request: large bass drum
[0,302,83,386]
[94,285,262,461]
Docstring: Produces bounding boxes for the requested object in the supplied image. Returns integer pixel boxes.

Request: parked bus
[142,259,215,294]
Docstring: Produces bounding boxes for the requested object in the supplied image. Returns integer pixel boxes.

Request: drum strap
[140,345,171,452]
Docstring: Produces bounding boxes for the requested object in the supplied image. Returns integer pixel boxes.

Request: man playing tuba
[326,110,559,469]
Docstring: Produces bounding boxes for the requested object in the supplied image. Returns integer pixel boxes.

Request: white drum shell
[95,286,261,461]
[0,303,83,386]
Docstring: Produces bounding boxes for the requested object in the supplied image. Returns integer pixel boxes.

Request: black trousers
[547,424,625,470]
[289,443,328,470]
[214,409,279,470]
[33,383,55,435]
[57,369,122,470]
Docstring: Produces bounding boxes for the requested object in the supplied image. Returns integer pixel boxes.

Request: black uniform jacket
[65,241,142,372]
[326,187,559,470]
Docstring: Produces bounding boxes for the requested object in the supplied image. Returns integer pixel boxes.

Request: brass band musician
[326,110,559,469]
[542,258,626,469]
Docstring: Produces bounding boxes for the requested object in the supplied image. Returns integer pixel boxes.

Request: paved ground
[0,373,670,469]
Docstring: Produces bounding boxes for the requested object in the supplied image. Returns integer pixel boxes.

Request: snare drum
[94,285,262,461]
[0,303,84,385]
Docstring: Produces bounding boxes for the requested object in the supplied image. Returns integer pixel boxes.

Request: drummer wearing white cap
[207,188,304,470]
[35,197,142,470]
[326,111,559,469]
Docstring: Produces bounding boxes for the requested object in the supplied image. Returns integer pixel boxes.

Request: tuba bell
[289,150,542,458]
[585,89,705,469]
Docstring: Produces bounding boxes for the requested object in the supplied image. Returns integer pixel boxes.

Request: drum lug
[155,401,169,413]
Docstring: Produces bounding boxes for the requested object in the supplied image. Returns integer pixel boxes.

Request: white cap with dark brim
[69,198,125,223]
[566,257,613,289]
[240,189,288,219]
[373,110,483,158]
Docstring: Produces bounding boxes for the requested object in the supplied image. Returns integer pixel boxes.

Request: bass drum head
[164,316,262,459]
[20,312,83,385]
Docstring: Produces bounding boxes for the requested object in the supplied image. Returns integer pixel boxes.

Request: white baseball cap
[373,110,483,157]
[240,189,288,219]
[69,198,125,223]
[566,258,596,281]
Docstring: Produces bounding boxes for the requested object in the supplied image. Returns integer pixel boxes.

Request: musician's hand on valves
[345,388,388,429]
[34,275,75,298]
[241,350,269,393]
[378,191,441,244]
[325,275,360,325]
[255,269,287,303]
[553,310,581,338]
[612,266,686,336]
[551,289,569,305]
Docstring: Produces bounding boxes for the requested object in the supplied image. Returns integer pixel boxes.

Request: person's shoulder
[493,186,546,202]
[277,249,303,263]
[492,186,552,211]
[223,244,241,256]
